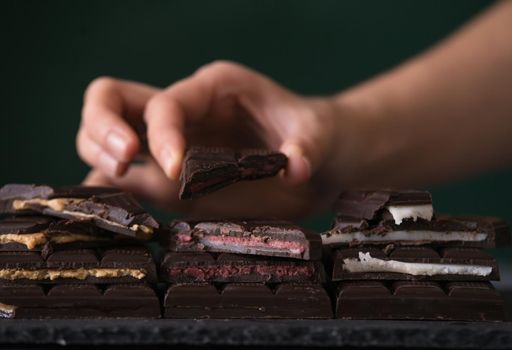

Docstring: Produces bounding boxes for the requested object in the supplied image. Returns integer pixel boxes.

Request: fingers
[280,142,312,187]
[143,60,294,181]
[144,93,187,180]
[278,98,337,187]
[76,128,128,177]
[80,77,159,174]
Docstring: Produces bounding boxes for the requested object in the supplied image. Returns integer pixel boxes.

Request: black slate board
[1,319,512,349]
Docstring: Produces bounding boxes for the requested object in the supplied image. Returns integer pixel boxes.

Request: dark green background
[1,0,511,238]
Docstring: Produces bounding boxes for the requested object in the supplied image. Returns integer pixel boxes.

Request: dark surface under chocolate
[325,214,511,248]
[331,246,499,281]
[164,283,332,319]
[2,318,512,348]
[0,247,157,283]
[167,219,322,260]
[0,184,159,239]
[160,251,326,283]
[333,189,432,221]
[179,147,287,199]
[336,281,504,321]
[0,283,160,319]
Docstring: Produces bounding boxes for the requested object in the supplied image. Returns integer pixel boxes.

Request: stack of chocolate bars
[160,220,332,318]
[321,189,510,321]
[0,184,161,318]
[0,147,509,321]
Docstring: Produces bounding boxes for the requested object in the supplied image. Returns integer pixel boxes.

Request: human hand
[77,61,340,218]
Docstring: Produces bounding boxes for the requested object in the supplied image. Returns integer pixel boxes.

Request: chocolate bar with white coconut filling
[333,189,433,225]
[322,214,510,248]
[331,246,499,281]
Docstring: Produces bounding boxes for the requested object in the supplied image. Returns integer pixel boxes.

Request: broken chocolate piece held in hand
[166,219,322,260]
[179,147,287,199]
[0,184,159,239]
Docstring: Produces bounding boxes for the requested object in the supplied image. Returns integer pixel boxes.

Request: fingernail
[98,151,123,177]
[106,130,129,162]
[280,143,311,186]
[160,147,175,179]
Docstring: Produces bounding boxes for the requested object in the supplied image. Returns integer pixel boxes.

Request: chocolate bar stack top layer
[0,184,159,239]
[161,219,331,319]
[333,189,433,224]
[0,184,160,319]
[0,216,135,252]
[326,189,510,321]
[179,147,287,199]
[167,219,322,260]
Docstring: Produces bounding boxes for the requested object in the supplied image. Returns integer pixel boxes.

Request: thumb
[280,142,312,187]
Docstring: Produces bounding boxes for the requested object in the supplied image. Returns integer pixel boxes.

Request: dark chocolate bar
[160,251,326,283]
[236,149,288,179]
[322,214,511,248]
[0,216,135,252]
[164,283,332,319]
[0,283,160,319]
[167,220,322,260]
[0,247,157,283]
[179,147,287,199]
[0,184,159,239]
[332,246,499,281]
[333,189,433,225]
[336,281,504,321]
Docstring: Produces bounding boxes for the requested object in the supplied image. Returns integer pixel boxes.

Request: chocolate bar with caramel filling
[166,220,322,260]
[0,184,159,239]
[0,247,157,283]
[0,216,136,252]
